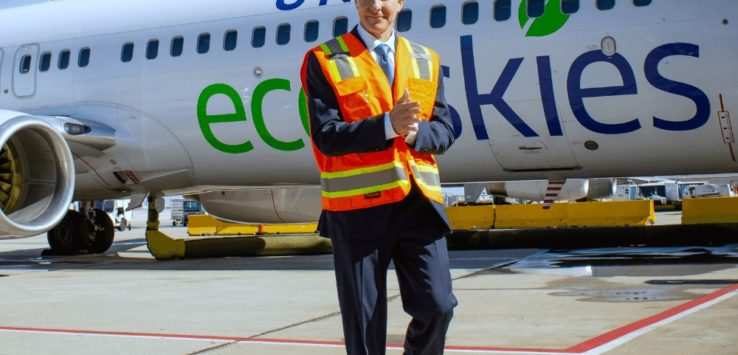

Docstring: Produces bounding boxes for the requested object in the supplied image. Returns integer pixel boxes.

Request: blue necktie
[375,44,394,85]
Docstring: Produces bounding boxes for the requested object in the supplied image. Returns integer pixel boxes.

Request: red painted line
[0,326,346,347]
[565,283,738,353]
[1,284,736,354]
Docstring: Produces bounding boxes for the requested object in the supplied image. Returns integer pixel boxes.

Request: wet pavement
[1,214,737,355]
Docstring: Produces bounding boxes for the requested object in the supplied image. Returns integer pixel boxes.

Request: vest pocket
[406,78,436,119]
[335,77,372,121]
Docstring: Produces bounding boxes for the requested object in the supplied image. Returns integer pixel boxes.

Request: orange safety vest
[301,32,443,212]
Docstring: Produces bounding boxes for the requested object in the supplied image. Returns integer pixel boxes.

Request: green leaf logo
[518,0,570,37]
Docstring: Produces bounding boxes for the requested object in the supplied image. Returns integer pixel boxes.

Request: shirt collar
[356,24,396,54]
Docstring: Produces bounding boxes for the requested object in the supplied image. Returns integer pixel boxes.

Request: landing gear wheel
[47,210,90,255]
[89,209,114,254]
[118,218,128,232]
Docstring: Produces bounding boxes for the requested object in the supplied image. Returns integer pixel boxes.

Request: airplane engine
[486,179,590,201]
[0,111,75,237]
[196,186,321,224]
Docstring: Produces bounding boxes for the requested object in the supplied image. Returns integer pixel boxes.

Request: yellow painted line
[682,197,738,224]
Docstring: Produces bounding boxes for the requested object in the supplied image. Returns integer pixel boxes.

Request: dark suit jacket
[303,27,456,240]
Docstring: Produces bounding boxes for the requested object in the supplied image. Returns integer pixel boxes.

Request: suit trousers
[330,189,457,355]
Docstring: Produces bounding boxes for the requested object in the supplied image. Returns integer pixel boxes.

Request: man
[300,0,457,353]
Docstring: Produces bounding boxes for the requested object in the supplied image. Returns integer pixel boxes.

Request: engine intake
[0,112,75,237]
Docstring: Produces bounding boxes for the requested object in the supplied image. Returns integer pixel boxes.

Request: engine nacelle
[586,178,617,199]
[196,186,321,223]
[0,111,75,237]
[485,178,616,202]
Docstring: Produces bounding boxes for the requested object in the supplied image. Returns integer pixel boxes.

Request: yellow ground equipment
[682,197,738,224]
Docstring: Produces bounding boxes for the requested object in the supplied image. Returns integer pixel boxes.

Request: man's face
[355,0,404,39]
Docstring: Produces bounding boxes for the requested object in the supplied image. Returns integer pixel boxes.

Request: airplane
[0,0,736,254]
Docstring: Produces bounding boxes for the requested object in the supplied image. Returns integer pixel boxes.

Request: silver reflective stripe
[321,166,407,193]
[333,55,356,80]
[324,38,345,56]
[409,42,432,80]
[411,165,441,188]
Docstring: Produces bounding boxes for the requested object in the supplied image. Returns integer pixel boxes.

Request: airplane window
[224,30,238,51]
[39,52,51,72]
[462,1,479,25]
[397,9,412,32]
[171,36,184,57]
[19,55,31,74]
[78,47,90,67]
[146,40,159,60]
[562,0,579,14]
[121,43,134,63]
[633,0,651,6]
[494,0,511,21]
[59,49,71,69]
[528,0,544,17]
[305,20,319,42]
[252,26,266,48]
[333,17,348,36]
[430,5,446,29]
[596,0,615,10]
[277,23,291,45]
[198,33,211,54]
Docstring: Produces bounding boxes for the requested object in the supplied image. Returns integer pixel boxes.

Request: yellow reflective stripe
[413,164,438,174]
[321,162,404,179]
[421,184,442,193]
[327,60,342,82]
[337,36,349,53]
[411,56,420,78]
[322,180,409,199]
[347,57,360,78]
[320,43,332,56]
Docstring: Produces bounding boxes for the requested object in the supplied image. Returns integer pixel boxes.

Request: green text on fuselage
[197,78,310,154]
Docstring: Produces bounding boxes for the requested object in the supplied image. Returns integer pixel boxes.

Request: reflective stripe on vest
[406,40,433,81]
[410,163,442,193]
[321,37,360,82]
[320,162,408,198]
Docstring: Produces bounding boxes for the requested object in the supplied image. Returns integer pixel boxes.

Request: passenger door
[12,44,39,98]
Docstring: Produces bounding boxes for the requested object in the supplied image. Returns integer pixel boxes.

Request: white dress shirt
[355,25,418,144]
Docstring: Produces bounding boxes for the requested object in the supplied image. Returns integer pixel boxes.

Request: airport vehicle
[170,199,203,227]
[94,199,132,231]
[683,183,734,199]
[0,0,737,253]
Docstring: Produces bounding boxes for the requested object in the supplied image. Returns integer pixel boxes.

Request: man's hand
[390,89,421,137]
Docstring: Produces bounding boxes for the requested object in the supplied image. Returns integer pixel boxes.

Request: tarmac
[0,210,737,355]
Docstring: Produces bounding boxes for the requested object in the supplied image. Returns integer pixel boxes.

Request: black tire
[118,218,128,232]
[88,209,115,254]
[47,210,89,255]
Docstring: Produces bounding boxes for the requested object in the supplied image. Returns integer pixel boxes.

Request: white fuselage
[0,0,736,201]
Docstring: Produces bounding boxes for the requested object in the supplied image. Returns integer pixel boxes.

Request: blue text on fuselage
[459,35,711,139]
[276,0,351,11]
